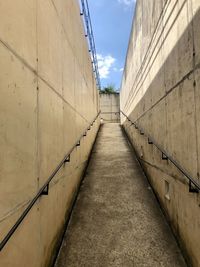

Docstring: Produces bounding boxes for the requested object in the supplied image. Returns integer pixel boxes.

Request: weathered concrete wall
[121,0,200,266]
[0,1,99,266]
[100,93,120,122]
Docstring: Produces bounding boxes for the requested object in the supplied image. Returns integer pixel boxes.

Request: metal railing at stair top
[120,110,200,193]
[80,0,101,90]
[0,111,101,251]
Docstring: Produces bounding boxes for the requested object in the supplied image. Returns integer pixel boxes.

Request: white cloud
[118,0,135,6]
[113,67,124,72]
[97,54,116,79]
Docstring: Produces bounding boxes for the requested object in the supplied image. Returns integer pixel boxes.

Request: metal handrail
[0,111,101,251]
[120,110,200,193]
[80,0,101,90]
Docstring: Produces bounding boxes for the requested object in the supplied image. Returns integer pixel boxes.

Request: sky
[87,0,136,90]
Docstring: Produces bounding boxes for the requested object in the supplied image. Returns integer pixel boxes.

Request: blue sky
[87,0,135,90]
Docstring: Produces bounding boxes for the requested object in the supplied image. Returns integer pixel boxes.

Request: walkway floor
[55,123,186,267]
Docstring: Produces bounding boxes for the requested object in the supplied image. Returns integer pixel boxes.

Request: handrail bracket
[162,153,168,160]
[120,110,200,194]
[64,155,71,163]
[42,184,49,196]
[189,180,199,193]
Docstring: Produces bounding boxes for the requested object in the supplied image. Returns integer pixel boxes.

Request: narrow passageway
[55,123,186,267]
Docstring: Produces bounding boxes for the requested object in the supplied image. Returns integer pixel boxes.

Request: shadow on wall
[122,0,197,116]
[122,4,200,267]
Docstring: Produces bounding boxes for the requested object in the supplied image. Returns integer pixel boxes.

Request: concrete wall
[121,0,200,266]
[0,1,99,266]
[100,93,120,122]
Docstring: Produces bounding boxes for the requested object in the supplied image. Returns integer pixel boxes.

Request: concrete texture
[100,93,120,122]
[120,1,200,266]
[55,123,186,267]
[0,0,99,266]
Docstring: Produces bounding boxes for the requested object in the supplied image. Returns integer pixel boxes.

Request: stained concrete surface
[55,123,186,267]
[100,93,120,123]
[120,2,200,265]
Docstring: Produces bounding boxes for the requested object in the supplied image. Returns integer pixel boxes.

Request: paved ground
[55,123,186,267]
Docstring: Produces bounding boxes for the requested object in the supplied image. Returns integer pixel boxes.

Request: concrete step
[55,123,186,267]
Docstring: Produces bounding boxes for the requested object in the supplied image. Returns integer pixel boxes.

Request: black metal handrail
[120,110,200,193]
[0,111,101,251]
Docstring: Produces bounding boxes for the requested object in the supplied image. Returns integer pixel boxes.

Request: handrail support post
[189,180,199,193]
[148,138,153,144]
[42,184,49,196]
[64,155,70,163]
[76,141,80,147]
[162,153,168,160]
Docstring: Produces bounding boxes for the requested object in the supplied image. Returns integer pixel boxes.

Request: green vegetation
[100,84,118,94]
